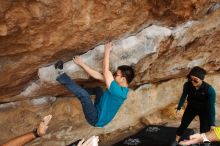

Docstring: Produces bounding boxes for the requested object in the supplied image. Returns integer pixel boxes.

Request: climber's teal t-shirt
[95,80,129,127]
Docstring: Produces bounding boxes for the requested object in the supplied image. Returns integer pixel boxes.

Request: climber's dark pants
[176,105,210,136]
[56,73,103,126]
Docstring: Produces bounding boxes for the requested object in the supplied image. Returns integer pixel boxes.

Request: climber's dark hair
[117,65,135,84]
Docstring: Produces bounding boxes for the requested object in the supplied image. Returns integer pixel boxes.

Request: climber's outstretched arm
[103,42,114,89]
[73,56,105,82]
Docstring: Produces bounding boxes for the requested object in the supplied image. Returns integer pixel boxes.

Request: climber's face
[114,70,126,85]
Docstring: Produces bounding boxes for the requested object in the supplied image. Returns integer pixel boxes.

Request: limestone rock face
[1,0,220,146]
[0,0,217,102]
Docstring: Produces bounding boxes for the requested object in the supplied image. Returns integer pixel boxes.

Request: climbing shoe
[55,60,64,74]
[55,60,64,70]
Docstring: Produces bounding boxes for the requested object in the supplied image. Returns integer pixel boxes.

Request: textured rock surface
[0,0,220,146]
[0,0,218,102]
